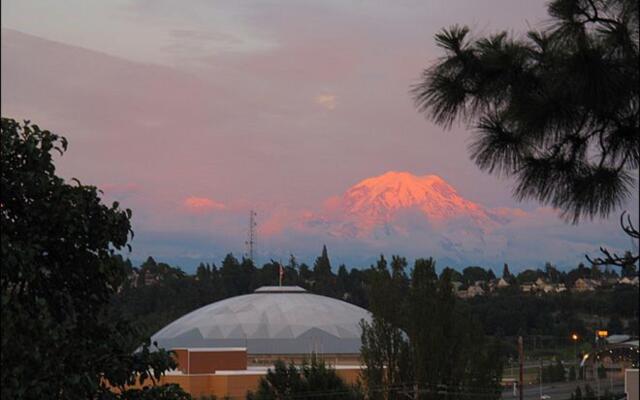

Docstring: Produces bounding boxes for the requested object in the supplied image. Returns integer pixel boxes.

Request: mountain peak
[357,171,445,186]
[337,171,492,232]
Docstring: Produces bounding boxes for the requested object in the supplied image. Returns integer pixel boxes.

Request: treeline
[467,285,639,339]
[111,246,639,345]
[359,256,503,399]
[443,258,637,289]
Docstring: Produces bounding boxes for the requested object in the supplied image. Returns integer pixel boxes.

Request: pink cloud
[183,196,225,214]
[314,94,336,110]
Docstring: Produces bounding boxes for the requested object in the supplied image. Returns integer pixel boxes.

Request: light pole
[571,333,579,377]
[518,336,524,400]
[539,360,543,400]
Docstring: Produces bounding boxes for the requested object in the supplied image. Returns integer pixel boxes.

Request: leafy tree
[220,253,243,296]
[360,318,411,400]
[315,245,332,275]
[407,259,439,390]
[313,245,336,296]
[462,266,492,285]
[0,118,189,399]
[440,266,463,283]
[502,263,513,281]
[362,257,502,400]
[337,264,349,298]
[620,251,639,277]
[360,255,412,400]
[413,0,639,223]
[591,264,603,280]
[283,254,301,286]
[566,263,592,285]
[517,269,542,284]
[544,262,563,283]
[299,262,313,285]
[248,357,361,400]
[195,262,215,282]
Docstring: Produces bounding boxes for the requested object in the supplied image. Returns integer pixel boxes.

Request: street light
[571,333,579,372]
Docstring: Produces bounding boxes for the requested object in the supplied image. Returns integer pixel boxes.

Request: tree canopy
[0,118,189,399]
[247,357,361,400]
[360,257,503,400]
[413,0,639,223]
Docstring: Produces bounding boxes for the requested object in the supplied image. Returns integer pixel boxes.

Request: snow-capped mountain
[303,171,509,239]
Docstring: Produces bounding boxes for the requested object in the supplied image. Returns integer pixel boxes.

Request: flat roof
[172,347,247,352]
[215,365,363,376]
[164,364,364,377]
[254,286,307,293]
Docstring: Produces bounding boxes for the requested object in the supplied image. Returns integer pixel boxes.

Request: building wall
[155,366,363,398]
[172,349,189,374]
[188,350,247,374]
[626,369,639,400]
[248,353,361,366]
[121,348,363,398]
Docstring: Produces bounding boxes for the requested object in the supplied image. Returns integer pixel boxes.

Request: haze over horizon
[2,1,638,272]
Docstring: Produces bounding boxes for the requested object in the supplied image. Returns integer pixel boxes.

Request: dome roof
[151,286,372,354]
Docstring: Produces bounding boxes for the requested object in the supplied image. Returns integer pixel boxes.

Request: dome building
[143,286,371,398]
[152,285,371,363]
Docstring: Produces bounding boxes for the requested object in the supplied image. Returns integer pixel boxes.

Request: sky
[2,0,638,272]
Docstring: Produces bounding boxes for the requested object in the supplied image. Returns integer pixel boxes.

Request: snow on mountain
[304,171,513,239]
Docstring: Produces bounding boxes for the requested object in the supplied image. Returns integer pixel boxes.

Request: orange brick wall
[171,349,189,374]
[157,366,363,398]
[189,350,247,374]
[172,348,248,374]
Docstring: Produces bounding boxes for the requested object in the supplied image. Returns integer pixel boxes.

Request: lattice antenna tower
[245,210,257,263]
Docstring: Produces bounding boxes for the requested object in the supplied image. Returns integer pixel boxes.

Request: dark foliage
[413,0,639,223]
[247,357,362,400]
[360,257,503,400]
[0,118,190,399]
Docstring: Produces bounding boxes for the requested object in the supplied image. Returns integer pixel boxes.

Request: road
[501,379,625,400]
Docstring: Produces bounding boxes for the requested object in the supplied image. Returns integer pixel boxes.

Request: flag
[279,263,284,286]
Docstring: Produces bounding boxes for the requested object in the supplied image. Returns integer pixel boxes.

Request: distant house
[143,272,160,286]
[534,278,556,293]
[521,283,534,293]
[619,276,634,285]
[556,283,567,293]
[573,278,596,292]
[618,276,640,286]
[466,285,485,298]
[497,278,510,289]
[456,284,485,299]
[127,269,140,288]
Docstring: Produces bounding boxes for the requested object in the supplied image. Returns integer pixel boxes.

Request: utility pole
[518,336,524,400]
[595,359,601,399]
[539,359,543,400]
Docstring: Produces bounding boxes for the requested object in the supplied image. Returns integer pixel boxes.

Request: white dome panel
[151,286,371,354]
